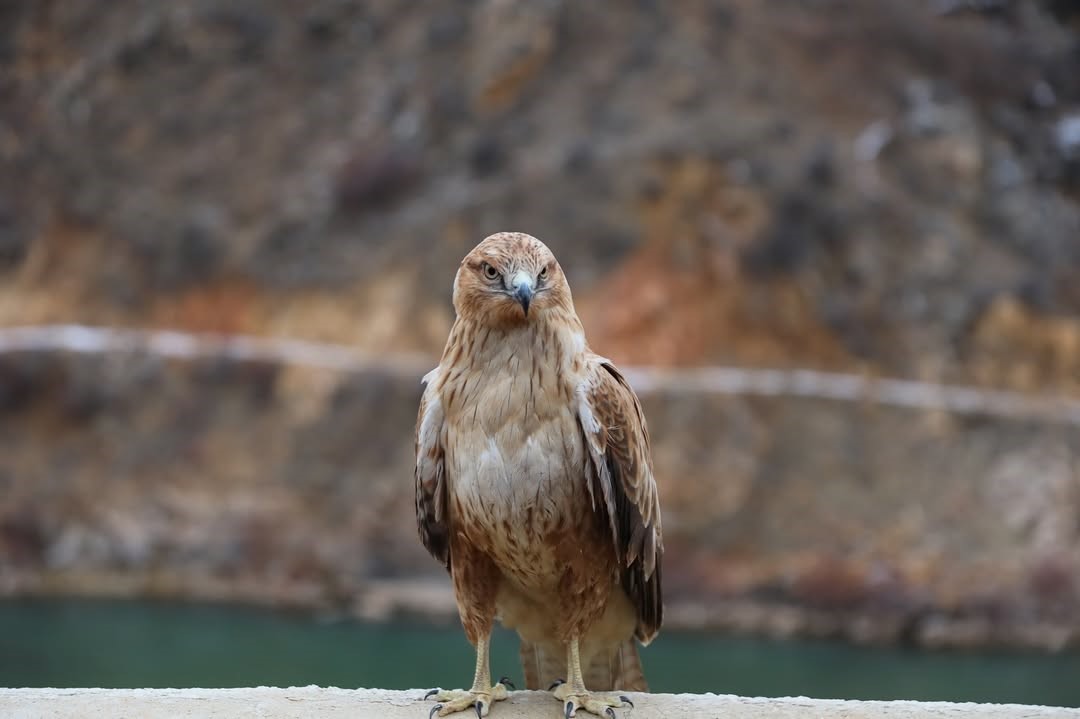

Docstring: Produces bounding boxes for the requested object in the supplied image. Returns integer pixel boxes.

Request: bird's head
[453,232,573,327]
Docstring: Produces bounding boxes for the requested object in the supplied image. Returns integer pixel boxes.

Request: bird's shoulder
[575,353,640,412]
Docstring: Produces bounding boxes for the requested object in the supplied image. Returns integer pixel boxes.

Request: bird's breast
[443,370,593,581]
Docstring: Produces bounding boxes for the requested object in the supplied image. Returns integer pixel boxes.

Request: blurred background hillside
[2,0,1080,698]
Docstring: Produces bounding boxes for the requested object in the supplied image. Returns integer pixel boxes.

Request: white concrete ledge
[1,688,1077,718]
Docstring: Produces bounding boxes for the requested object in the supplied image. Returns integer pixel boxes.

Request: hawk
[415,232,663,718]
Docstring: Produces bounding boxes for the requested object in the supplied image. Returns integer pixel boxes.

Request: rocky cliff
[1,0,1079,648]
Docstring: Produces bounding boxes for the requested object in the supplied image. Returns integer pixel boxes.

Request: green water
[0,598,1077,706]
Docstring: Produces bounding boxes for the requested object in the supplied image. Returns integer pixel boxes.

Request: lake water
[1,598,1077,707]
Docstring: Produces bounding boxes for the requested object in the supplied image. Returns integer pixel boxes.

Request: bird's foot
[552,683,633,718]
[423,680,510,718]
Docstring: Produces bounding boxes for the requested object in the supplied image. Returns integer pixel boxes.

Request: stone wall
[2,688,1078,719]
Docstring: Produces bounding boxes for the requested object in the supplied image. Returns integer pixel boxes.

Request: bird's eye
[481,262,500,280]
[538,266,548,281]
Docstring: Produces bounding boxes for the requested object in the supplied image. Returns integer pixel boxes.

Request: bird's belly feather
[446,413,597,590]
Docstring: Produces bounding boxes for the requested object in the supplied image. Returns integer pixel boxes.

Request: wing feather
[415,368,450,570]
[577,358,663,644]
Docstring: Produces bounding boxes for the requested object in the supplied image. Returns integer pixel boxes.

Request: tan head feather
[453,232,574,327]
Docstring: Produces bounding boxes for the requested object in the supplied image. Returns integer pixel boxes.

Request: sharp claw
[474,700,484,718]
[620,695,633,707]
[549,679,565,691]
[565,700,575,718]
[497,676,515,690]
[605,709,616,719]
[429,704,443,719]
[424,689,440,700]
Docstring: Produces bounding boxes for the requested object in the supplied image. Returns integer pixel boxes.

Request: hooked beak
[511,271,534,317]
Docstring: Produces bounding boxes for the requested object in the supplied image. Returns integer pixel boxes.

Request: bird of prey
[415,232,663,718]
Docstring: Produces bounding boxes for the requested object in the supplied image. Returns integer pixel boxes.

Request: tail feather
[519,638,565,690]
[519,638,648,692]
[610,639,648,692]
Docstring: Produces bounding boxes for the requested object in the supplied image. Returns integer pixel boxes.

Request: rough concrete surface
[1,688,1078,719]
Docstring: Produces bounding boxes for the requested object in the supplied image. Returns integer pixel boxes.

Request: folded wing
[577,358,663,643]
[415,369,450,570]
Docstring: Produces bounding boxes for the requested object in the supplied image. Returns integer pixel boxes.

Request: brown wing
[415,369,450,570]
[578,358,663,644]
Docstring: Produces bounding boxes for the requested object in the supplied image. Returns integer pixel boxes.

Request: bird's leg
[551,637,634,718]
[424,632,510,718]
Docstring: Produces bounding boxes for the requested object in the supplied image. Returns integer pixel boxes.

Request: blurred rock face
[0,1,1079,647]
[1,353,1078,649]
[3,0,1079,381]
